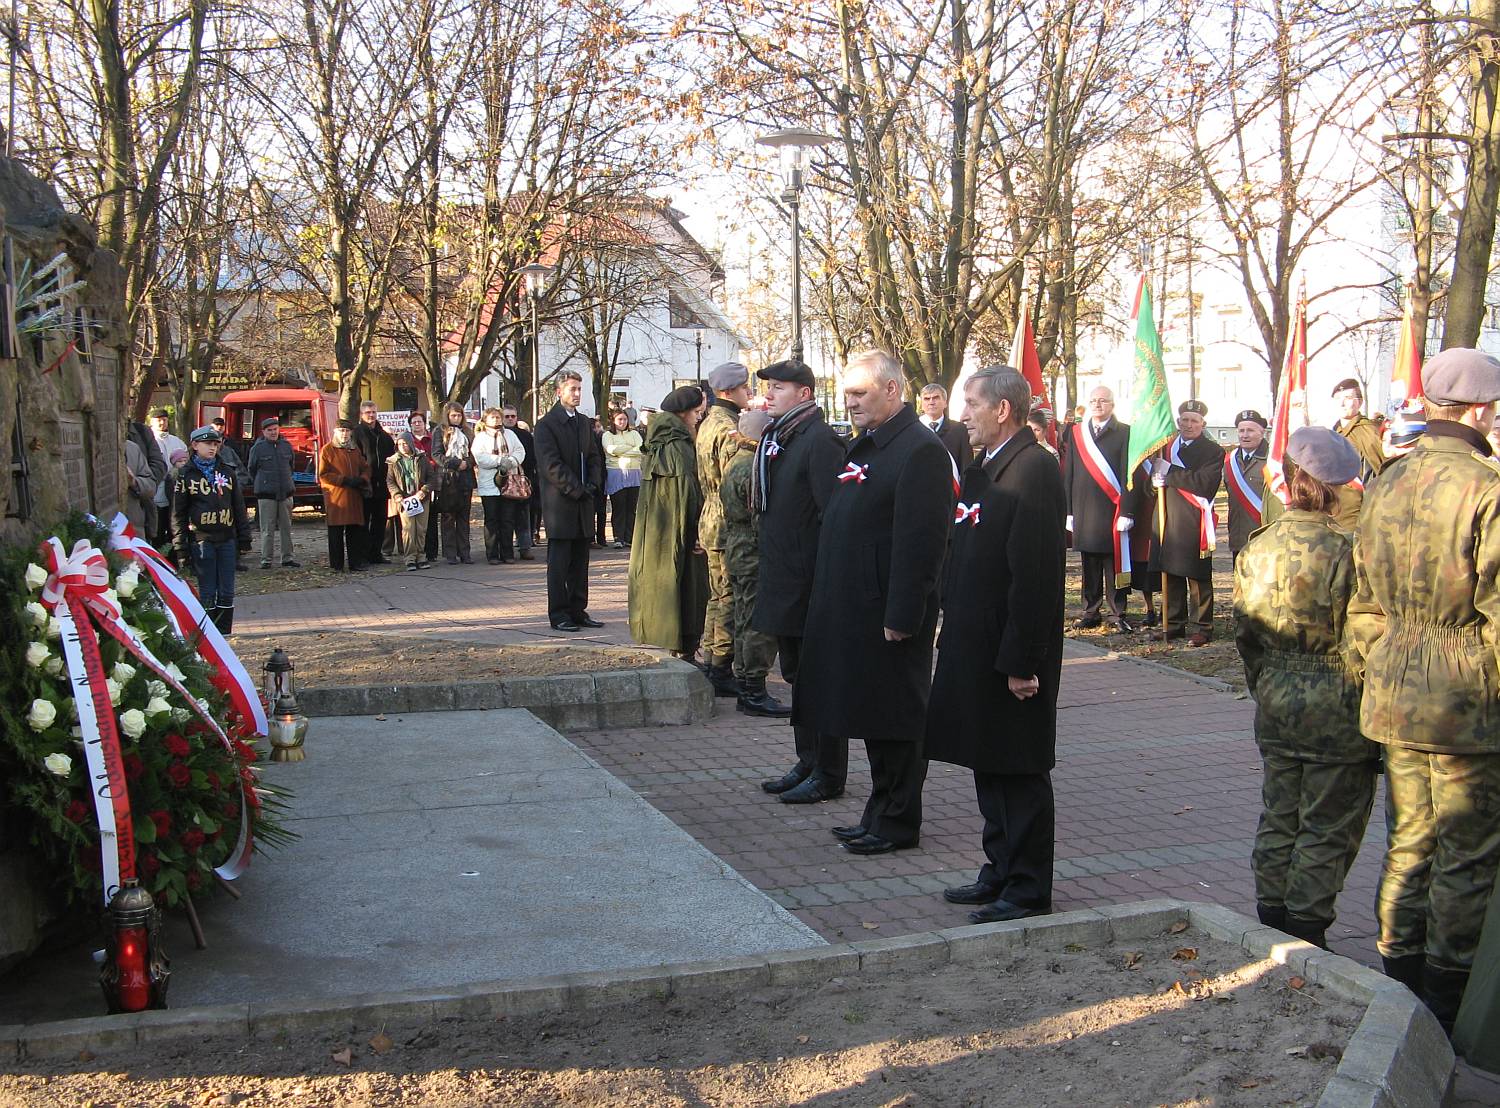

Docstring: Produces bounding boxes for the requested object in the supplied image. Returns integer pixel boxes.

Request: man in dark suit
[751,359,850,804]
[1063,386,1137,632]
[502,404,537,560]
[918,382,972,468]
[1148,399,1225,647]
[928,366,1067,923]
[795,350,955,854]
[353,400,396,565]
[1225,409,1268,562]
[533,370,605,631]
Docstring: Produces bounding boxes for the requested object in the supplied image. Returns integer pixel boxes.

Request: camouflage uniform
[1347,425,1500,1019]
[719,437,778,680]
[1335,415,1387,484]
[1234,509,1379,940]
[696,400,741,665]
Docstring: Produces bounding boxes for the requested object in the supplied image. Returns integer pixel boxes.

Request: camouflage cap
[1286,426,1360,485]
[1422,347,1500,406]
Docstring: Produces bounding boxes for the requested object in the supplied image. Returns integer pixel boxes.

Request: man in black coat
[750,358,850,804]
[533,370,605,631]
[353,400,396,565]
[1148,399,1225,647]
[918,382,973,468]
[1063,386,1138,632]
[503,404,538,560]
[928,367,1067,922]
[795,350,955,854]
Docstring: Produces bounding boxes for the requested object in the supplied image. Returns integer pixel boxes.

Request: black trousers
[547,536,591,623]
[424,508,439,560]
[327,524,365,571]
[1165,573,1213,634]
[593,489,608,544]
[610,486,638,544]
[778,635,848,787]
[860,739,927,846]
[481,496,528,560]
[974,771,1054,908]
[362,496,388,562]
[1080,551,1127,619]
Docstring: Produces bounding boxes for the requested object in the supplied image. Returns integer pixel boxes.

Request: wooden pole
[182,892,207,950]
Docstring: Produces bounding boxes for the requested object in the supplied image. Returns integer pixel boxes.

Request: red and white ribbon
[955,502,981,526]
[837,462,869,484]
[1072,422,1133,587]
[1225,449,1264,525]
[764,440,781,458]
[1169,437,1217,556]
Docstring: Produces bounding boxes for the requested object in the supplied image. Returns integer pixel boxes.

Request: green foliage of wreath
[0,514,293,910]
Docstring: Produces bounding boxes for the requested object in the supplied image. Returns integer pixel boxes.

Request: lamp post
[693,327,704,383]
[518,262,553,425]
[756,127,836,367]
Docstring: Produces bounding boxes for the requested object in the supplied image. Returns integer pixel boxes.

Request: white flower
[44,616,61,640]
[145,696,171,717]
[24,601,47,627]
[43,656,63,677]
[101,588,120,609]
[26,699,57,732]
[43,752,71,777]
[25,642,49,669]
[105,678,122,706]
[171,707,191,723]
[112,661,136,684]
[165,663,185,683]
[119,709,147,740]
[24,563,47,591]
[147,680,168,700]
[115,568,140,598]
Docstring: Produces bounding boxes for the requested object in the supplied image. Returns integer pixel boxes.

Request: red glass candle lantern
[100,879,170,1012]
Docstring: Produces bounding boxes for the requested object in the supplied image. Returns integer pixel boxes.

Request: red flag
[1010,291,1047,401]
[1390,290,1423,405]
[1265,289,1309,506]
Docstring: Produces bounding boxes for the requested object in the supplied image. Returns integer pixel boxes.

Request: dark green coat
[628,412,709,651]
[1233,509,1374,763]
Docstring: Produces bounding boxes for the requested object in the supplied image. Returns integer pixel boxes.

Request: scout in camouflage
[697,363,753,695]
[1233,432,1378,951]
[719,412,787,717]
[1346,346,1500,1032]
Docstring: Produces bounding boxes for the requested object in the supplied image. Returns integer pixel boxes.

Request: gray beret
[738,408,772,439]
[1422,347,1500,406]
[707,362,749,392]
[1286,426,1360,485]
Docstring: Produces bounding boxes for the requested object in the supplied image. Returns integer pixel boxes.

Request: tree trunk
[1445,0,1500,348]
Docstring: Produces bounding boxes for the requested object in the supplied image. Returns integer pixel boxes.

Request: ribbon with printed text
[1225,450,1264,527]
[1072,422,1134,587]
[1168,437,1217,557]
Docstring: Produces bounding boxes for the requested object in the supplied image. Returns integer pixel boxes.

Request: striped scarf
[752,400,820,512]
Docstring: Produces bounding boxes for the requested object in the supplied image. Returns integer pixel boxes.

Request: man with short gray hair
[535,370,605,631]
[919,382,972,467]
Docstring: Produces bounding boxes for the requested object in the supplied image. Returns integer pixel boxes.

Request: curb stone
[296,658,711,730]
[6,899,1456,1106]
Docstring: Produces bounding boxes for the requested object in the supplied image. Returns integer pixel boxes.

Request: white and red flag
[1265,287,1309,506]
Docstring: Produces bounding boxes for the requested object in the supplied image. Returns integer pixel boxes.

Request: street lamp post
[694,328,703,382]
[519,262,553,426]
[756,127,836,367]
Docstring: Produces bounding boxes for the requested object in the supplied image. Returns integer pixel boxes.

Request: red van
[198,388,340,509]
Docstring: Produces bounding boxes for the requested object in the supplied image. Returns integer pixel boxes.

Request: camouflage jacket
[1233,509,1372,762]
[719,438,759,578]
[1347,429,1500,753]
[696,400,741,549]
[1336,415,1386,483]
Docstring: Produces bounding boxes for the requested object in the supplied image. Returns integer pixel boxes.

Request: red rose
[139,853,160,877]
[223,800,240,819]
[164,733,190,757]
[233,740,257,764]
[123,753,145,781]
[186,869,202,891]
[167,762,192,788]
[206,771,221,791]
[181,829,205,853]
[150,810,171,838]
[64,799,90,824]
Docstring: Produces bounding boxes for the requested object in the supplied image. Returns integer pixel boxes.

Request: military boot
[1282,914,1332,950]
[736,677,791,718]
[218,605,234,635]
[1423,963,1469,1035]
[1382,954,1425,997]
[706,657,739,697]
[1256,903,1287,931]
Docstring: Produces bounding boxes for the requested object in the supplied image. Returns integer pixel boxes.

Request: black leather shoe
[1111,618,1136,634]
[576,615,604,628]
[968,899,1049,923]
[551,619,581,632]
[1141,610,1160,627]
[761,768,809,794]
[779,777,844,804]
[841,833,915,855]
[1072,615,1102,630]
[831,825,866,841]
[943,882,1002,905]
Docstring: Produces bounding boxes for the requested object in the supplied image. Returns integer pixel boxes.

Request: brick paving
[238,544,1385,969]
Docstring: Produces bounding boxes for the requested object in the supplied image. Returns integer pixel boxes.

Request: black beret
[1422,347,1500,406]
[757,358,816,390]
[660,385,705,414]
[1179,399,1208,417]
[1331,378,1362,397]
[1235,409,1267,428]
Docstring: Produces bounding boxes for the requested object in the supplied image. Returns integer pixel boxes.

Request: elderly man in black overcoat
[1148,398,1225,646]
[927,367,1067,922]
[534,370,605,631]
[795,349,955,855]
[750,358,850,804]
[1064,385,1137,632]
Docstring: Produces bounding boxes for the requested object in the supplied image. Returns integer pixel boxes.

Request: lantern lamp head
[262,646,308,762]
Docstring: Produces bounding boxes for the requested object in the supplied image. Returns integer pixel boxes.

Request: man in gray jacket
[247,417,300,569]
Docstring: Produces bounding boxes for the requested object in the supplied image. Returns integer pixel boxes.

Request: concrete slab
[0,709,821,1023]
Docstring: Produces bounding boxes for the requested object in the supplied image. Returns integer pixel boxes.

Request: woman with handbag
[386,432,436,570]
[473,407,529,564]
[602,408,643,547]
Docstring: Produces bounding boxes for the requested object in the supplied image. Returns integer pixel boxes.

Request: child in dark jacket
[173,425,252,633]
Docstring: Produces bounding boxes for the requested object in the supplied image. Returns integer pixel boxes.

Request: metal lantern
[100,879,169,1012]
[262,647,308,762]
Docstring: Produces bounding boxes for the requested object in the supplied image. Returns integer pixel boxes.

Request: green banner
[1126,283,1175,490]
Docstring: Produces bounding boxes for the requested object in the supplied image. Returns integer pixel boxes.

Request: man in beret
[1330,378,1385,482]
[1148,399,1224,647]
[697,362,756,696]
[1347,346,1500,1033]
[1224,409,1269,563]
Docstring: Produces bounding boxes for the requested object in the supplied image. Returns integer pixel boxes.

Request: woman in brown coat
[318,419,371,571]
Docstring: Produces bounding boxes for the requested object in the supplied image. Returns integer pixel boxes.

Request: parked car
[198,388,340,509]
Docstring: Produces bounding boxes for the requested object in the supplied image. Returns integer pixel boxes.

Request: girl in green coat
[628,387,710,657]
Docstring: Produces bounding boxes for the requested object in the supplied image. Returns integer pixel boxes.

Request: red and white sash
[1169,437,1217,556]
[1225,449,1263,526]
[1071,422,1132,586]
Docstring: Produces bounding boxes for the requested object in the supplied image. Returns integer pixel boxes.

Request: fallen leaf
[368,1030,394,1054]
[1285,1045,1308,1057]
[1171,947,1199,961]
[374,714,387,722]
[331,1046,353,1066]
[1170,981,1187,995]
[76,1049,95,1063]
[796,1035,809,1044]
[1288,976,1305,990]
[1064,943,1085,952]
[861,921,880,930]
[1169,920,1189,934]
[1238,1080,1261,1089]
[1122,951,1143,969]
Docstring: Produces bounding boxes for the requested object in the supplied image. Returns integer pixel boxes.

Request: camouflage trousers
[1378,747,1500,971]
[1254,752,1378,924]
[704,549,735,662]
[729,571,778,681]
